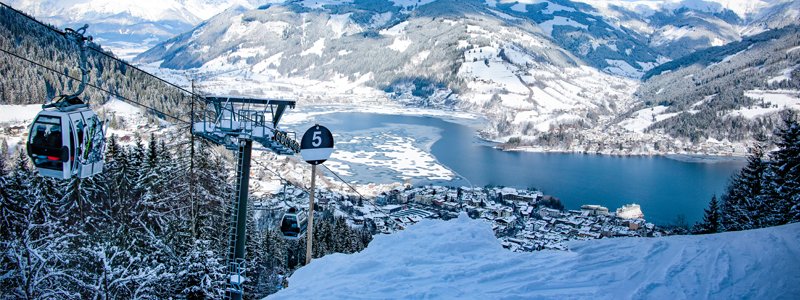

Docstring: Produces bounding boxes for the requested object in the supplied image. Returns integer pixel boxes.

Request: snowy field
[728,89,800,119]
[619,105,679,133]
[0,104,41,155]
[0,104,40,123]
[270,213,800,299]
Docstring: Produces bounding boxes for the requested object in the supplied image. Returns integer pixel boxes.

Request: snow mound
[269,214,800,299]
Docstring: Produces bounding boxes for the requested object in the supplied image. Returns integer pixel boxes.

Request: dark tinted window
[29,115,64,170]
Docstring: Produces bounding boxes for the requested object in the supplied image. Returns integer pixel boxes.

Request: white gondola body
[27,105,105,179]
[280,209,308,239]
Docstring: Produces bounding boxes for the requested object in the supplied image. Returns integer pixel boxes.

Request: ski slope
[269,213,800,299]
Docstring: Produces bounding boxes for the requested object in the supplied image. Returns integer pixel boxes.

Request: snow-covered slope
[270,213,800,299]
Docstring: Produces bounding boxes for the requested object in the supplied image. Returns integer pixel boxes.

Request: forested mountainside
[0,6,191,121]
[632,26,800,143]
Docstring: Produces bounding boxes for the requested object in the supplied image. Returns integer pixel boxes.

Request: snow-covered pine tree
[157,138,194,256]
[1,152,80,298]
[133,134,171,234]
[147,133,158,168]
[263,229,288,273]
[693,195,721,234]
[178,239,225,299]
[2,151,33,240]
[128,133,148,202]
[244,201,266,299]
[107,134,135,208]
[720,145,769,231]
[766,111,800,223]
[312,214,331,258]
[0,138,8,159]
[358,224,374,248]
[174,141,230,297]
[77,240,167,299]
[0,140,8,224]
[253,229,289,296]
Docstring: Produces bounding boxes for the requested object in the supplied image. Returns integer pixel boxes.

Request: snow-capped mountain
[9,0,794,154]
[573,0,799,58]
[4,0,269,59]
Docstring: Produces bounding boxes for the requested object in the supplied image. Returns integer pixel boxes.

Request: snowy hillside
[270,213,800,299]
[625,25,800,144]
[576,0,790,20]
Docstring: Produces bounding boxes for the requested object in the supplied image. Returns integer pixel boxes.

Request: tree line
[0,133,372,299]
[693,111,800,234]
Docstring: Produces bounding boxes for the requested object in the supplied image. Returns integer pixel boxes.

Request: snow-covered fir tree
[693,195,721,234]
[766,111,800,223]
[720,112,800,232]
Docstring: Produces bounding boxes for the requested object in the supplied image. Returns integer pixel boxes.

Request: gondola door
[68,112,84,178]
[68,111,103,178]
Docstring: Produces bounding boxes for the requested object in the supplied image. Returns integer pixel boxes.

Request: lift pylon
[192,96,299,300]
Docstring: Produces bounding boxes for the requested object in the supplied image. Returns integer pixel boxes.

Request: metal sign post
[307,164,316,265]
[300,124,334,265]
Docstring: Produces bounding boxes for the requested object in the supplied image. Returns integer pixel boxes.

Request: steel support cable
[319,163,387,212]
[0,2,199,97]
[0,47,191,124]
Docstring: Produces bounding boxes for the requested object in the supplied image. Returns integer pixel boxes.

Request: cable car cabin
[280,208,308,239]
[27,103,105,180]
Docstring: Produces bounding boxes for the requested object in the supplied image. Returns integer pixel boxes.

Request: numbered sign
[300,125,334,165]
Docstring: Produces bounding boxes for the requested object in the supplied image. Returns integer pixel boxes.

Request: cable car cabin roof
[43,95,90,112]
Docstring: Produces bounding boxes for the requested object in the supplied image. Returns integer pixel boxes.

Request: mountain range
[9,0,800,155]
[4,0,271,58]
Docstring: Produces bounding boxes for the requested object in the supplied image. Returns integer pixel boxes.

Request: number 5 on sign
[301,124,334,165]
[312,130,322,147]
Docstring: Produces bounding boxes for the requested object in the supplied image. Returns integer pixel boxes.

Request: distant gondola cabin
[280,208,308,239]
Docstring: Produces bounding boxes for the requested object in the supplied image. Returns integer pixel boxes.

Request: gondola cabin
[26,101,105,180]
[280,207,308,239]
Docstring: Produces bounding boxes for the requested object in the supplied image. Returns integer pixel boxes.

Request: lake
[288,110,746,225]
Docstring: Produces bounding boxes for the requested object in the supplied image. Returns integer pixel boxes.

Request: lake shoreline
[298,104,749,162]
[495,145,747,164]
